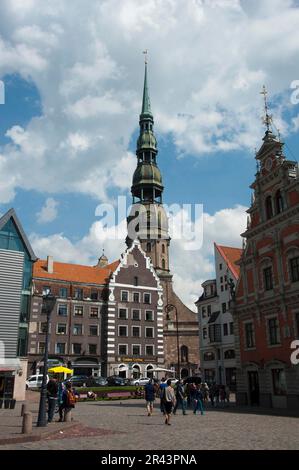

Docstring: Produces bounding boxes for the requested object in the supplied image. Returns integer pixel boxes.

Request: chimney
[47,256,54,274]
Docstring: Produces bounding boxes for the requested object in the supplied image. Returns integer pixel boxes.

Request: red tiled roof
[33,259,119,285]
[214,243,243,280]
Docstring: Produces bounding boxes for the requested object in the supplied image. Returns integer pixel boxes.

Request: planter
[4,399,10,409]
[9,399,16,409]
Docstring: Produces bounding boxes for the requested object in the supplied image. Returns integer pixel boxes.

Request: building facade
[196,244,242,389]
[232,125,299,409]
[0,209,36,401]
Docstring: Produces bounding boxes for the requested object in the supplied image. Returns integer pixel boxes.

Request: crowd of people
[144,378,231,425]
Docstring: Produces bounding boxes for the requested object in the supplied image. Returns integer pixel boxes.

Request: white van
[26,374,49,390]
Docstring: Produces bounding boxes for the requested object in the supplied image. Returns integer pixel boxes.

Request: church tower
[127,60,171,278]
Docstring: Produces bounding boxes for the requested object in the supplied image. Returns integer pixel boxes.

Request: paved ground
[1,395,299,450]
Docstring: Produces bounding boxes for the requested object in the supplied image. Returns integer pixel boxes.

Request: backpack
[66,389,76,408]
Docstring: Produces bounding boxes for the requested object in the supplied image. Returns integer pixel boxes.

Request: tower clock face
[265,157,273,171]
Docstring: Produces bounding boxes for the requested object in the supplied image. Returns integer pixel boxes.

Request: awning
[208,311,220,324]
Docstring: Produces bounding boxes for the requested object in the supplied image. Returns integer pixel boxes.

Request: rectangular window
[145,327,154,338]
[133,292,140,303]
[90,290,98,301]
[38,342,45,354]
[55,343,65,354]
[59,287,68,298]
[39,322,48,334]
[58,304,68,316]
[144,293,151,304]
[202,307,206,318]
[145,310,154,321]
[57,323,67,335]
[219,264,222,270]
[245,322,255,348]
[74,288,83,300]
[264,267,273,291]
[89,344,97,355]
[74,306,83,317]
[73,343,82,354]
[272,368,287,396]
[220,276,223,283]
[229,322,234,335]
[223,323,228,336]
[222,302,227,313]
[121,291,129,302]
[73,324,83,336]
[290,257,299,283]
[118,344,128,355]
[268,317,280,345]
[203,328,207,340]
[221,285,224,292]
[90,307,99,318]
[118,308,128,320]
[132,309,141,321]
[134,277,138,287]
[207,305,211,316]
[118,326,128,337]
[145,345,154,356]
[89,325,98,336]
[132,344,141,356]
[132,326,140,337]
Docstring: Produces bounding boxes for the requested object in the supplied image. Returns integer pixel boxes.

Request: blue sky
[0,0,299,307]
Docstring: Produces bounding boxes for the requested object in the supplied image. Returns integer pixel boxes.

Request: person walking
[159,378,167,414]
[62,382,76,421]
[173,380,187,415]
[162,379,176,425]
[144,379,155,416]
[47,377,58,423]
[193,383,204,415]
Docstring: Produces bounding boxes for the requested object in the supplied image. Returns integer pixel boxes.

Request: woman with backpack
[62,382,76,421]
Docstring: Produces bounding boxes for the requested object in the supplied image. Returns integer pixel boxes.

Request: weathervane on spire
[260,85,272,132]
[143,49,148,64]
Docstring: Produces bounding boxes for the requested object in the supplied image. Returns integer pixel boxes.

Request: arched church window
[265,195,273,220]
[275,190,284,214]
[181,345,189,363]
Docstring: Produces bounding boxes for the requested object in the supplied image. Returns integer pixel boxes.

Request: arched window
[162,244,165,254]
[265,196,273,219]
[224,349,235,359]
[181,345,189,363]
[162,259,166,270]
[275,190,284,214]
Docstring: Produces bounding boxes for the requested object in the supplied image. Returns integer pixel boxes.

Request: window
[202,307,206,318]
[118,344,128,355]
[272,369,287,396]
[89,344,97,355]
[145,345,154,356]
[74,306,83,316]
[59,287,68,298]
[38,342,45,354]
[90,307,99,318]
[268,317,280,345]
[203,327,207,340]
[145,310,154,321]
[225,284,228,291]
[57,323,67,335]
[73,343,82,354]
[118,326,128,337]
[39,322,48,334]
[132,309,141,321]
[203,351,215,361]
[224,349,235,359]
[290,257,299,283]
[265,195,273,219]
[221,285,224,292]
[132,326,140,337]
[219,264,222,270]
[207,305,211,316]
[181,345,188,363]
[223,323,228,336]
[220,276,223,283]
[73,324,83,336]
[90,291,98,301]
[133,292,140,303]
[55,343,65,354]
[144,293,151,304]
[74,288,83,300]
[245,322,255,348]
[222,302,227,313]
[58,304,67,316]
[118,308,128,320]
[89,325,98,336]
[264,267,273,291]
[134,277,138,286]
[145,327,154,338]
[121,291,129,302]
[229,322,234,335]
[132,345,141,356]
[162,244,165,254]
[42,286,51,296]
[275,190,284,214]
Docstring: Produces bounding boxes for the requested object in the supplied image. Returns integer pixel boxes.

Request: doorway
[248,370,260,405]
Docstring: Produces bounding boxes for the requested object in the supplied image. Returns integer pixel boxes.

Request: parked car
[86,376,108,387]
[183,376,202,385]
[132,377,151,386]
[26,374,49,390]
[106,376,127,386]
[63,375,89,387]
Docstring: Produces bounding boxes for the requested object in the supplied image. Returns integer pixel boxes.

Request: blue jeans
[47,397,57,422]
[193,399,204,415]
[174,398,187,414]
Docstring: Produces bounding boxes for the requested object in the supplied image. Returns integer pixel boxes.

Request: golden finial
[143,49,148,65]
[260,85,272,132]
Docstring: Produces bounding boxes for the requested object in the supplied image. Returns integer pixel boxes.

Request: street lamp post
[165,303,180,379]
[36,292,56,427]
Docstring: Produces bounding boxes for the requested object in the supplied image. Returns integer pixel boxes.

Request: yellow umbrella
[48,366,73,374]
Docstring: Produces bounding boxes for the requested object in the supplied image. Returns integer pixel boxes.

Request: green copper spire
[141,62,152,118]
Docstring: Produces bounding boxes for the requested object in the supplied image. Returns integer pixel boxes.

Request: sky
[1,0,299,310]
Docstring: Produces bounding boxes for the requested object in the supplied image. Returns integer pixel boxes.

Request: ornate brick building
[232,114,299,408]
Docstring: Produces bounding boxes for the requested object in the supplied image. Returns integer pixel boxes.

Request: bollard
[22,411,32,434]
[21,403,28,416]
[64,409,72,422]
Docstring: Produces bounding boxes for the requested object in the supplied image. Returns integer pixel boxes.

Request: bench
[106,391,132,400]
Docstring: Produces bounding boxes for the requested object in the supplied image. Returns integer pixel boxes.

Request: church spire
[141,53,152,118]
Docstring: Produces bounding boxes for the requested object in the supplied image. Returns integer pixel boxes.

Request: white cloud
[36,197,59,224]
[0,0,298,203]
